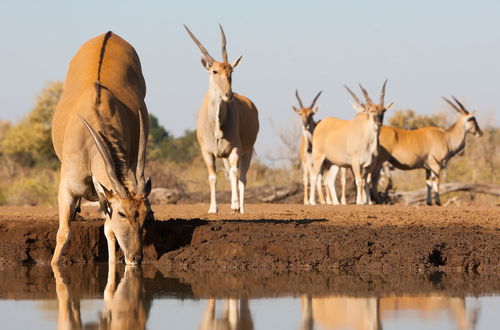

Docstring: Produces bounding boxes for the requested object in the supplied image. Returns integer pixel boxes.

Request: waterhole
[0,264,498,329]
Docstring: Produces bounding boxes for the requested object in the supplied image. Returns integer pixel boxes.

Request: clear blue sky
[0,0,498,156]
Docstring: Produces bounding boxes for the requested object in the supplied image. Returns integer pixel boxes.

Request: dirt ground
[0,204,498,274]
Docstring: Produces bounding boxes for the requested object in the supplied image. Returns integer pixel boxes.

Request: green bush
[147,113,199,163]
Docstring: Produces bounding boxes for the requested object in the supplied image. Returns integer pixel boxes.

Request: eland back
[51,32,152,265]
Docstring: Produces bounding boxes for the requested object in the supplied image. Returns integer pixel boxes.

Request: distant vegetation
[0,82,498,205]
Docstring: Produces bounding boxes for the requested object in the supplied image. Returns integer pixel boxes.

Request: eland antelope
[184,25,259,214]
[309,81,393,205]
[51,32,152,266]
[369,96,482,205]
[292,90,332,204]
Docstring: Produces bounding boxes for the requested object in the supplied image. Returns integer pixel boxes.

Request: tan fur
[309,82,392,205]
[292,90,330,204]
[51,32,151,265]
[370,99,482,205]
[185,25,259,214]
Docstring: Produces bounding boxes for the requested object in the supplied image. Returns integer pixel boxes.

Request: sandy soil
[0,204,498,274]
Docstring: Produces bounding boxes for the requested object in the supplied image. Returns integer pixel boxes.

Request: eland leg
[430,171,442,206]
[370,164,383,204]
[425,169,433,206]
[302,163,309,205]
[317,172,326,204]
[238,152,252,214]
[51,180,78,265]
[323,166,333,205]
[326,165,341,205]
[228,148,241,213]
[104,221,117,263]
[352,162,364,205]
[340,167,347,205]
[309,155,326,205]
[201,150,218,213]
[364,171,373,205]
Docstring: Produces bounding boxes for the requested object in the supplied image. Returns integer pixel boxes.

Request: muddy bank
[0,204,498,274]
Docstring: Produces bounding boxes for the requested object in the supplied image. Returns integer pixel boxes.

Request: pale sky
[1,0,499,158]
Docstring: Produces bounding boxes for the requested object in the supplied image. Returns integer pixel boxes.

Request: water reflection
[199,299,253,330]
[101,264,150,330]
[0,266,494,329]
[52,264,151,330]
[380,296,479,330]
[52,264,83,330]
[301,295,479,330]
[301,295,381,330]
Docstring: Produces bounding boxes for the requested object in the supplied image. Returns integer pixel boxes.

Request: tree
[1,81,62,166]
[146,114,199,163]
[147,113,172,160]
[267,117,301,170]
[162,129,198,163]
[0,121,10,144]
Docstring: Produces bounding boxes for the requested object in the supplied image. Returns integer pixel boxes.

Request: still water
[0,264,497,329]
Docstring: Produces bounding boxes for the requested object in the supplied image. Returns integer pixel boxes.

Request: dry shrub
[0,165,59,206]
[146,156,297,196]
[146,160,186,193]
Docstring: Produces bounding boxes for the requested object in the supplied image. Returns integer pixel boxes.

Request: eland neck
[207,82,228,140]
[445,118,467,155]
[354,112,381,156]
[302,120,317,152]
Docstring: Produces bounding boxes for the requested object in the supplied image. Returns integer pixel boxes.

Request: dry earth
[0,204,498,274]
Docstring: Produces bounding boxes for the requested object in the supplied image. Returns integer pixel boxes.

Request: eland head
[184,24,242,103]
[81,112,152,266]
[345,80,394,129]
[442,96,482,137]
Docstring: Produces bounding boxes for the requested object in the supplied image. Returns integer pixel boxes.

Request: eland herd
[50,28,482,266]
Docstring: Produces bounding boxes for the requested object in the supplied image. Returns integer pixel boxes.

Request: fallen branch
[259,184,300,203]
[390,183,500,205]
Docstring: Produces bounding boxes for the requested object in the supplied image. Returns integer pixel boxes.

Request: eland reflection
[199,298,254,330]
[380,295,479,330]
[51,264,83,330]
[100,264,150,330]
[300,294,479,330]
[52,264,151,330]
[301,295,381,330]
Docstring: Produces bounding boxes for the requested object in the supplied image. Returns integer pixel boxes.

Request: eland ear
[231,55,242,69]
[92,176,112,216]
[385,102,394,111]
[292,106,300,114]
[313,106,320,114]
[349,100,365,112]
[201,57,212,70]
